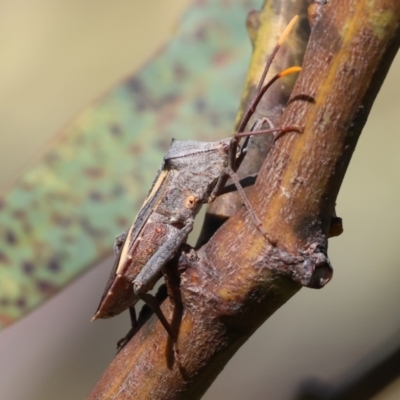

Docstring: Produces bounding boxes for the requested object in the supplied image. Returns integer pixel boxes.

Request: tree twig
[88,0,400,399]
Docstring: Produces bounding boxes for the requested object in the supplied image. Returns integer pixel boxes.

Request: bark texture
[88,0,400,399]
[197,0,312,245]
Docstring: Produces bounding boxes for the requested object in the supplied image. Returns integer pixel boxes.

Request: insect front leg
[207,118,272,203]
[132,219,194,340]
[207,173,229,203]
[234,117,274,169]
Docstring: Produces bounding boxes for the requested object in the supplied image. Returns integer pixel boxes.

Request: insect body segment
[92,16,302,350]
[92,139,231,323]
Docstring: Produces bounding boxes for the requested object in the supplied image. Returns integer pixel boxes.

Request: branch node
[256,242,333,289]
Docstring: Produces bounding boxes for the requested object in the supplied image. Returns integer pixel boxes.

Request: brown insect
[92,16,301,349]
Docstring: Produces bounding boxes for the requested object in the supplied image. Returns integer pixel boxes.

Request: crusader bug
[92,16,301,349]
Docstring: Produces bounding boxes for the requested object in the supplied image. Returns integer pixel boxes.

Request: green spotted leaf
[0,0,261,329]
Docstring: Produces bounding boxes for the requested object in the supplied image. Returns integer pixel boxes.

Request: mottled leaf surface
[0,0,261,329]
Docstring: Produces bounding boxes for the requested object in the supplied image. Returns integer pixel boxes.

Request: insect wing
[165,138,228,160]
[92,161,169,319]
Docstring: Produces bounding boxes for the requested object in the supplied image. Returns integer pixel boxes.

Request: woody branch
[88,0,400,399]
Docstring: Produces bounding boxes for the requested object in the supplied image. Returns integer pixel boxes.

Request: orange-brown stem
[88,0,400,399]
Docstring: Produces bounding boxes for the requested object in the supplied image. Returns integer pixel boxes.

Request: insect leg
[219,173,258,195]
[133,219,194,295]
[209,118,272,201]
[129,306,137,328]
[128,220,194,341]
[208,120,269,203]
[140,293,181,362]
[235,117,274,168]
[116,307,137,351]
[138,293,177,340]
[225,167,276,245]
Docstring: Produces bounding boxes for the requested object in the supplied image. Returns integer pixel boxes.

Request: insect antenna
[230,16,301,171]
[235,66,302,140]
[236,14,299,134]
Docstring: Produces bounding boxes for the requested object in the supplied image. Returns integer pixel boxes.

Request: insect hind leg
[116,307,137,352]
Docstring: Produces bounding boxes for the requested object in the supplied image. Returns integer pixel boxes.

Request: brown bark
[88,0,400,399]
[197,0,312,246]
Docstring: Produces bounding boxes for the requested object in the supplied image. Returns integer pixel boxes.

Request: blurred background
[1,1,400,399]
